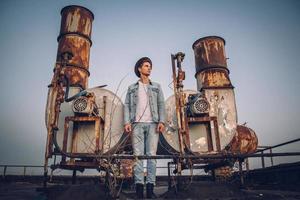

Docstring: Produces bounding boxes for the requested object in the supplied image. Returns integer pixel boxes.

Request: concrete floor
[1,181,300,200]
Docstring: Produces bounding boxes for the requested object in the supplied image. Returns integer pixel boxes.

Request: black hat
[134,57,152,77]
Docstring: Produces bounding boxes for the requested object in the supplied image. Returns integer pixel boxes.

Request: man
[124,57,165,199]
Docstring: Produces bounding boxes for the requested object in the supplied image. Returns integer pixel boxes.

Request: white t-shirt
[135,81,153,122]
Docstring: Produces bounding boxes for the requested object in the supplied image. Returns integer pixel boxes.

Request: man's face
[138,61,152,77]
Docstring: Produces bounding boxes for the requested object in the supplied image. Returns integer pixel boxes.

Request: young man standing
[124,57,165,199]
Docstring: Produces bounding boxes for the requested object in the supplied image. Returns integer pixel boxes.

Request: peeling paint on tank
[84,19,91,36]
[66,9,80,32]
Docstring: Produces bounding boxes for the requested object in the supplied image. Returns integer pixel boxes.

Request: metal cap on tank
[192,36,227,72]
[59,5,94,41]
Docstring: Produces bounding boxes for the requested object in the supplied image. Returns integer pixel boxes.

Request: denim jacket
[124,81,165,124]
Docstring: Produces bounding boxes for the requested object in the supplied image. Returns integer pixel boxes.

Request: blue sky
[0,0,299,168]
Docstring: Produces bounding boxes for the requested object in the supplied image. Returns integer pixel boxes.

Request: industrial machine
[44,5,258,197]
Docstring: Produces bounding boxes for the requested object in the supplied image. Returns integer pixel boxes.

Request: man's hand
[156,122,165,133]
[124,123,132,133]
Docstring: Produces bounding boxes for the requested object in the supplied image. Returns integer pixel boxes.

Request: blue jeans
[132,122,159,185]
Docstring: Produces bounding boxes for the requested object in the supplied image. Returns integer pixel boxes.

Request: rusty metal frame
[186,116,221,152]
[61,116,103,163]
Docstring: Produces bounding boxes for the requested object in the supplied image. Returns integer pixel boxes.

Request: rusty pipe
[192,36,233,90]
[56,5,94,89]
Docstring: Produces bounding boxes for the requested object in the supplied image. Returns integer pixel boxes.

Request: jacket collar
[135,79,153,85]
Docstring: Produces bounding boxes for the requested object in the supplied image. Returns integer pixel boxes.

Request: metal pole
[72,170,77,184]
[23,166,26,177]
[50,155,56,182]
[245,158,250,172]
[3,166,7,179]
[261,151,265,168]
[168,162,171,189]
[256,138,300,153]
[238,159,244,186]
[270,149,274,166]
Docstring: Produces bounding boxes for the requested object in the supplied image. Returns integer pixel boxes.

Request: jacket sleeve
[124,87,131,124]
[157,84,166,124]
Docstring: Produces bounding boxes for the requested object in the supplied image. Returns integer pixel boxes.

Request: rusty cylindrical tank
[192,36,233,90]
[56,5,94,89]
[45,5,94,157]
[226,125,258,154]
[192,36,238,150]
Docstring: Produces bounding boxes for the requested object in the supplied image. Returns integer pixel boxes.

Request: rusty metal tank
[159,37,241,154]
[226,125,258,154]
[46,5,94,143]
[46,6,128,158]
[192,36,233,90]
[56,5,94,89]
[193,36,238,150]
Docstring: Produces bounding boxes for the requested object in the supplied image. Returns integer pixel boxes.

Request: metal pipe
[3,166,7,178]
[238,159,244,186]
[56,5,94,89]
[261,151,265,168]
[192,36,238,151]
[192,36,233,90]
[256,138,300,153]
[270,149,274,166]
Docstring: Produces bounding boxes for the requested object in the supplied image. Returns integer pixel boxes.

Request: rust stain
[193,36,227,74]
[57,35,91,68]
[227,125,258,154]
[120,159,133,178]
[56,5,94,89]
[199,69,231,87]
[60,6,94,38]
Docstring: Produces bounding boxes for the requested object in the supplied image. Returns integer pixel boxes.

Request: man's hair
[134,57,152,77]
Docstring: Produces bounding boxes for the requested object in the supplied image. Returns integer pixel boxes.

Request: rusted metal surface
[187,116,221,152]
[192,36,239,150]
[161,90,196,154]
[87,88,127,154]
[59,5,94,39]
[192,36,233,90]
[204,89,238,149]
[62,116,102,156]
[161,90,222,154]
[56,5,94,89]
[72,92,98,115]
[192,36,227,72]
[45,5,94,170]
[120,159,133,178]
[54,88,127,156]
[171,53,187,157]
[227,125,258,154]
[196,69,233,89]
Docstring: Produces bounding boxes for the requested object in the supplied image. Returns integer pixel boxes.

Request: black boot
[136,183,144,199]
[146,183,156,198]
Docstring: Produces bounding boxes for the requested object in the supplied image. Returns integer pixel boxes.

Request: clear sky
[0,0,299,169]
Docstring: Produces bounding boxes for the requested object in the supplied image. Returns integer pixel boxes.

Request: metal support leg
[238,159,244,186]
[261,151,265,168]
[72,170,77,184]
[270,149,274,166]
[211,169,216,181]
[3,166,7,179]
[168,162,171,190]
